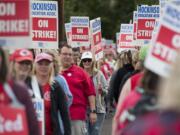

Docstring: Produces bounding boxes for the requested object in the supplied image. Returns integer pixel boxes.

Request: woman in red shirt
[0,47,40,135]
[34,52,71,135]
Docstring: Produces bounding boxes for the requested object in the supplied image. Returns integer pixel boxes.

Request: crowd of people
[111,46,180,135]
[1,40,180,135]
[0,44,114,135]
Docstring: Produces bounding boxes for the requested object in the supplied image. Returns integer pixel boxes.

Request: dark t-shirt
[110,64,134,103]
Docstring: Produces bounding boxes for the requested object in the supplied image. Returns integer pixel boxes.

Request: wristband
[90,109,96,113]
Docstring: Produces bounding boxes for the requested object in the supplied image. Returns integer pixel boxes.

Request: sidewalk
[101,112,114,135]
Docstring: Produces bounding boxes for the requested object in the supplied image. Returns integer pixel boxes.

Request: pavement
[101,112,114,135]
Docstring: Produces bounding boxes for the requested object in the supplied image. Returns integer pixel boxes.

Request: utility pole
[58,0,65,48]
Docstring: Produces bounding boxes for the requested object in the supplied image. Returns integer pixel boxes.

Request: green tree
[135,0,159,6]
[64,0,158,40]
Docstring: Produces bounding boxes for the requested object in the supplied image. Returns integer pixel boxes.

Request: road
[101,112,114,135]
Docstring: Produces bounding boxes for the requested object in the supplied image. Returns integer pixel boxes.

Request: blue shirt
[55,75,73,134]
[55,75,73,107]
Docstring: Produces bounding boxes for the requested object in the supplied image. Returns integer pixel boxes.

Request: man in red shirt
[59,45,97,135]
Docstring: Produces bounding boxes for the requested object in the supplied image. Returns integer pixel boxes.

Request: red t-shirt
[61,65,96,120]
[131,72,144,91]
[100,62,112,80]
[114,91,142,134]
[42,83,52,135]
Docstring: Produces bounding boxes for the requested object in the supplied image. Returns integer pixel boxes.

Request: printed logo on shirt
[0,114,24,133]
[67,73,72,77]
[104,65,108,72]
[43,91,51,101]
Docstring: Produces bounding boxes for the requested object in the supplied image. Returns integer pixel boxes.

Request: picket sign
[145,2,180,77]
[71,16,90,47]
[0,0,31,49]
[133,11,138,40]
[136,5,160,47]
[0,83,29,135]
[118,24,135,52]
[90,17,103,61]
[32,99,44,135]
[65,23,72,46]
[31,76,45,135]
[31,1,58,49]
[159,0,180,14]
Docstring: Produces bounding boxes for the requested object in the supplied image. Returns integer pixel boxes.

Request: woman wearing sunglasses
[9,49,42,98]
[10,49,34,83]
[80,51,108,135]
[0,48,40,135]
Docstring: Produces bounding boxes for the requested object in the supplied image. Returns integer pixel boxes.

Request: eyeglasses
[61,53,72,56]
[82,59,92,63]
[18,61,32,65]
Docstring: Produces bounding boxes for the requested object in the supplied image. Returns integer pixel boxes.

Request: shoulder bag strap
[3,83,22,107]
[31,76,41,98]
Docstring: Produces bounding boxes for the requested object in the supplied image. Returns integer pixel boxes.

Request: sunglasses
[18,61,32,65]
[82,59,92,63]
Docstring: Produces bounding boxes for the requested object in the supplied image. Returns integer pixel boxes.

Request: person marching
[34,52,71,135]
[0,47,40,135]
[59,44,96,135]
[80,51,108,135]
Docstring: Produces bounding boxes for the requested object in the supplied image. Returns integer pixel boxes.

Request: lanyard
[3,83,22,107]
[31,76,41,99]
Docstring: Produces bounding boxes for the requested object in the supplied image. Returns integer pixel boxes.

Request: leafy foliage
[64,0,158,40]
[135,0,159,6]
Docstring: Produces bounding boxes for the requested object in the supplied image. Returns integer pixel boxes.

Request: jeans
[87,113,105,135]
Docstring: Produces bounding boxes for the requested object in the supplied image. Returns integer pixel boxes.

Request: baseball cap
[12,49,33,62]
[81,51,93,60]
[35,53,53,63]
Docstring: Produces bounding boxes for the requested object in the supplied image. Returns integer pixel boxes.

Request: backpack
[122,88,158,123]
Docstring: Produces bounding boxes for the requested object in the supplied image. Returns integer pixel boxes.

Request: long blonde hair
[115,53,124,70]
[43,49,60,76]
[33,52,55,85]
[132,50,139,67]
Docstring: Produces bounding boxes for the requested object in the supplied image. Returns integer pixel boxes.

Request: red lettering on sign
[32,18,57,41]
[152,25,180,64]
[93,32,102,45]
[0,1,30,36]
[72,27,89,41]
[120,34,133,42]
[137,19,155,39]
